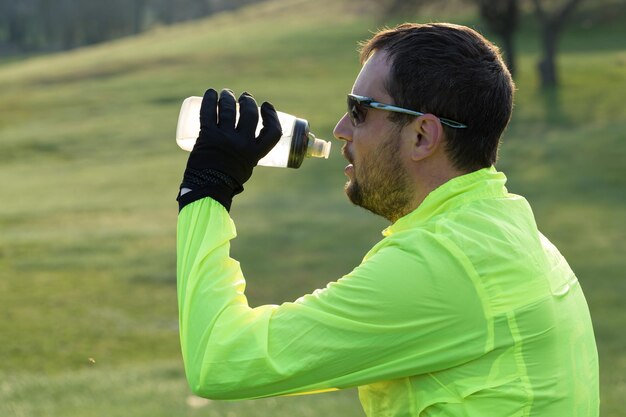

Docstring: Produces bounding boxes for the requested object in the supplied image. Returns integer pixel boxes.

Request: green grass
[0,0,624,415]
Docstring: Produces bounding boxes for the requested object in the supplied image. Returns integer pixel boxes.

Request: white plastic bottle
[176,96,331,168]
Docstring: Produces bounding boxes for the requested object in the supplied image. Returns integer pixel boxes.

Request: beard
[344,131,413,223]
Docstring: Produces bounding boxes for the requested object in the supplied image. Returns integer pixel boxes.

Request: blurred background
[0,0,624,416]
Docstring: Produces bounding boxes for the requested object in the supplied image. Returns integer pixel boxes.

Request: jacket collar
[383,166,508,236]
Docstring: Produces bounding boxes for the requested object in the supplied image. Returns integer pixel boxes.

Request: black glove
[177,88,282,211]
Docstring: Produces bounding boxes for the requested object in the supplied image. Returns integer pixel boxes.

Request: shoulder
[355,230,486,314]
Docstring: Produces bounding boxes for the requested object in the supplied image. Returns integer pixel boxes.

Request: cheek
[350,118,395,166]
[352,144,377,179]
[351,134,376,161]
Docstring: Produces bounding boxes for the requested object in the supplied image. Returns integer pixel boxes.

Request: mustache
[341,145,354,164]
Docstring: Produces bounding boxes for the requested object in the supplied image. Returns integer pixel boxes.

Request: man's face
[333,51,413,222]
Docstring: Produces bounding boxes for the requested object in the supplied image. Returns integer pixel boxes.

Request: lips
[344,164,354,177]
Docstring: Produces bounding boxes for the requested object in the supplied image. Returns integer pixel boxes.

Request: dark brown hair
[360,23,514,172]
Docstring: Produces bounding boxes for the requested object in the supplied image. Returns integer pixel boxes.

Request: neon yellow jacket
[177,167,599,416]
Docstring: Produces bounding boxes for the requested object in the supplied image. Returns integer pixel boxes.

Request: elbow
[181,340,239,399]
[185,367,218,399]
[187,377,224,400]
[188,381,218,400]
[185,366,240,400]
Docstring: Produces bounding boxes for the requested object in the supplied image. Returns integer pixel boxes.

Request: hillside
[0,0,624,415]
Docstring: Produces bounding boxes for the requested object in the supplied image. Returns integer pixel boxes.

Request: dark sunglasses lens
[347,96,365,126]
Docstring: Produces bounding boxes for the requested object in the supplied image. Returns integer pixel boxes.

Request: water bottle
[176,96,331,168]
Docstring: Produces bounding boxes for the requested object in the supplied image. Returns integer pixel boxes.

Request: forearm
[177,197,252,395]
[178,197,316,399]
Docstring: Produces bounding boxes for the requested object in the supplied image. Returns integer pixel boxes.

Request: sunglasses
[347,94,468,129]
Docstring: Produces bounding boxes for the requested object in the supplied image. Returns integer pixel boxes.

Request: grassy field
[0,0,624,415]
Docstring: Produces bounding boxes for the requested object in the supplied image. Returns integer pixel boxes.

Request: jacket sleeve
[177,197,489,400]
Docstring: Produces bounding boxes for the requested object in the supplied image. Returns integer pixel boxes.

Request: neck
[404,160,467,220]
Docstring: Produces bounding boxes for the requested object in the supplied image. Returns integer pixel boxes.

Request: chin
[344,179,363,207]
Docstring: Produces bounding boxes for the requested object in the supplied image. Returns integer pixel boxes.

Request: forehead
[351,50,393,102]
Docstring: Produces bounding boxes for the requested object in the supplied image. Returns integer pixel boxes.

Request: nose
[333,113,353,142]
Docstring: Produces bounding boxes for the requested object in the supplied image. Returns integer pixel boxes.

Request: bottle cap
[306,133,332,159]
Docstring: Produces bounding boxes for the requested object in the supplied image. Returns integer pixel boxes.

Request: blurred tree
[132,0,148,35]
[383,0,430,16]
[376,0,590,89]
[475,0,519,77]
[0,0,264,56]
[380,0,519,76]
[531,0,585,88]
[0,1,28,51]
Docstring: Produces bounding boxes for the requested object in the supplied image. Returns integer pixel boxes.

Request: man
[176,23,599,416]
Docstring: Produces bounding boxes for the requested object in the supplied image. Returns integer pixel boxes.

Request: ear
[406,114,444,162]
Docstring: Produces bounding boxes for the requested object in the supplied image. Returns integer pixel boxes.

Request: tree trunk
[532,0,584,90]
[160,0,176,25]
[538,24,558,88]
[132,0,146,35]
